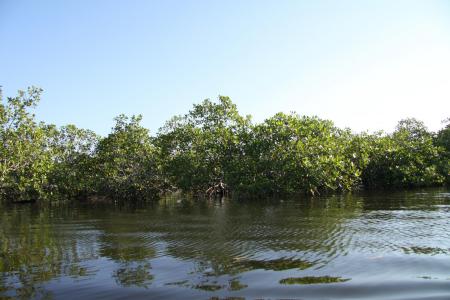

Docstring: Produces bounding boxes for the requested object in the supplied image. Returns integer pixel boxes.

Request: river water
[1,189,450,299]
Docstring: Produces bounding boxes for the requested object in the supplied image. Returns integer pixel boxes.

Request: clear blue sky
[1,0,449,135]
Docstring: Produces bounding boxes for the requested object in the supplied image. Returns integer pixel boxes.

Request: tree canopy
[0,87,448,202]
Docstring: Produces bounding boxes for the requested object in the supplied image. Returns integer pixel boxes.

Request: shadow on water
[1,187,450,299]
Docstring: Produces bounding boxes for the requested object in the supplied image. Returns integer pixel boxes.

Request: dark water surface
[2,189,450,300]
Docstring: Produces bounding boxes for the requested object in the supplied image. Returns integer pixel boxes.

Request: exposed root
[205,180,229,198]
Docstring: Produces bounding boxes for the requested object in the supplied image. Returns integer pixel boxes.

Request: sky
[1,0,449,135]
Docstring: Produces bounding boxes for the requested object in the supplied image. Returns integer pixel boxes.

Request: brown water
[1,189,450,300]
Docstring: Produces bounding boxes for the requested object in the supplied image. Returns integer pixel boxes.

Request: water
[1,189,450,300]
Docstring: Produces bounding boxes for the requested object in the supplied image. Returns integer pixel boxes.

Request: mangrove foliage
[0,87,449,202]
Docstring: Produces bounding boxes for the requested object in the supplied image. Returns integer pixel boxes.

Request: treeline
[0,87,449,202]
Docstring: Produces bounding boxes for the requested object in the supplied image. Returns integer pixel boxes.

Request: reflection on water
[1,188,450,299]
[279,276,350,285]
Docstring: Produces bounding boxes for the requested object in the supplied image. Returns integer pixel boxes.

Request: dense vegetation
[0,87,449,202]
